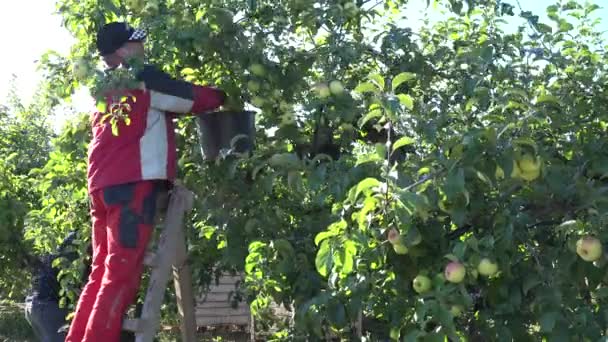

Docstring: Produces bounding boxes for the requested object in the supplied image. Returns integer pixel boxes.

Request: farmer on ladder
[65,22,228,342]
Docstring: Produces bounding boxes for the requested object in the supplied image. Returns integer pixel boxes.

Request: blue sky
[0,0,606,113]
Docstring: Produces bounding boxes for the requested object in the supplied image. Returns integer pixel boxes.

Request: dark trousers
[24,295,68,342]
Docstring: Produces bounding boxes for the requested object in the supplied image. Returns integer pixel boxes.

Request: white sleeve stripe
[149,90,194,114]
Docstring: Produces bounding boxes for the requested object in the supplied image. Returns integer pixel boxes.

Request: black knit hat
[96,22,147,55]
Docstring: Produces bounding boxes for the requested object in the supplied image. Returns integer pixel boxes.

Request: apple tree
[33,0,608,340]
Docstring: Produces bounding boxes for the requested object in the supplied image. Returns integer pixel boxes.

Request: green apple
[477,258,498,276]
[495,165,504,179]
[329,80,344,95]
[393,244,408,255]
[279,101,291,111]
[444,262,465,283]
[412,275,431,294]
[450,305,463,317]
[249,63,266,77]
[126,0,145,12]
[510,160,521,178]
[315,83,331,98]
[343,2,359,17]
[251,96,265,108]
[247,80,261,92]
[576,236,603,262]
[280,112,296,126]
[72,59,89,81]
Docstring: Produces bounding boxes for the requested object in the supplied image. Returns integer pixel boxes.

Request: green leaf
[389,326,401,340]
[522,274,541,295]
[315,220,346,245]
[369,73,385,90]
[539,311,559,332]
[535,94,560,105]
[327,301,346,326]
[315,240,333,277]
[392,72,416,91]
[444,168,466,199]
[354,82,379,94]
[341,240,357,274]
[351,177,381,202]
[392,136,415,153]
[358,108,383,127]
[356,152,384,166]
[397,94,414,110]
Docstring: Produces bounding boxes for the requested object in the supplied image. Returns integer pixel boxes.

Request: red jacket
[87,65,226,193]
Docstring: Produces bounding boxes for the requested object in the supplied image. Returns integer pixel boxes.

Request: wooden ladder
[122,184,198,342]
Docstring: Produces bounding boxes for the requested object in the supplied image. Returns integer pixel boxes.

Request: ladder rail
[122,184,196,342]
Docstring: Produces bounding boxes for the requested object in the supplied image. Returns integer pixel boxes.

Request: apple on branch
[576,236,603,262]
[412,275,431,294]
[445,261,466,283]
[477,258,498,277]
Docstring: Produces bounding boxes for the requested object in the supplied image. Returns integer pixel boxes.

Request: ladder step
[144,252,159,267]
[122,318,144,332]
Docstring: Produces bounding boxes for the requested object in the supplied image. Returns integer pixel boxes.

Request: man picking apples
[65,22,228,342]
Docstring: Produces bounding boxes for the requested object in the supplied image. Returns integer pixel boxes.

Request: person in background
[65,21,228,342]
[24,231,91,342]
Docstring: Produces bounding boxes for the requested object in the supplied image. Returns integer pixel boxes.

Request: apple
[280,113,296,126]
[329,80,344,95]
[393,244,408,255]
[515,154,542,181]
[450,305,463,317]
[444,262,466,283]
[143,0,160,14]
[387,228,401,245]
[518,165,541,181]
[247,80,260,92]
[249,63,266,77]
[495,166,505,179]
[343,2,359,17]
[510,160,521,178]
[126,0,145,12]
[251,96,265,108]
[315,83,331,98]
[477,258,498,276]
[412,275,432,294]
[517,154,540,173]
[576,236,603,262]
[279,101,292,111]
[72,59,89,81]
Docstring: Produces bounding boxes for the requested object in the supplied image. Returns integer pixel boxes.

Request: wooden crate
[195,274,251,328]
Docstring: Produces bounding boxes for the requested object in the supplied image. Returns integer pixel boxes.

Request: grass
[0,301,35,342]
[0,300,250,342]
